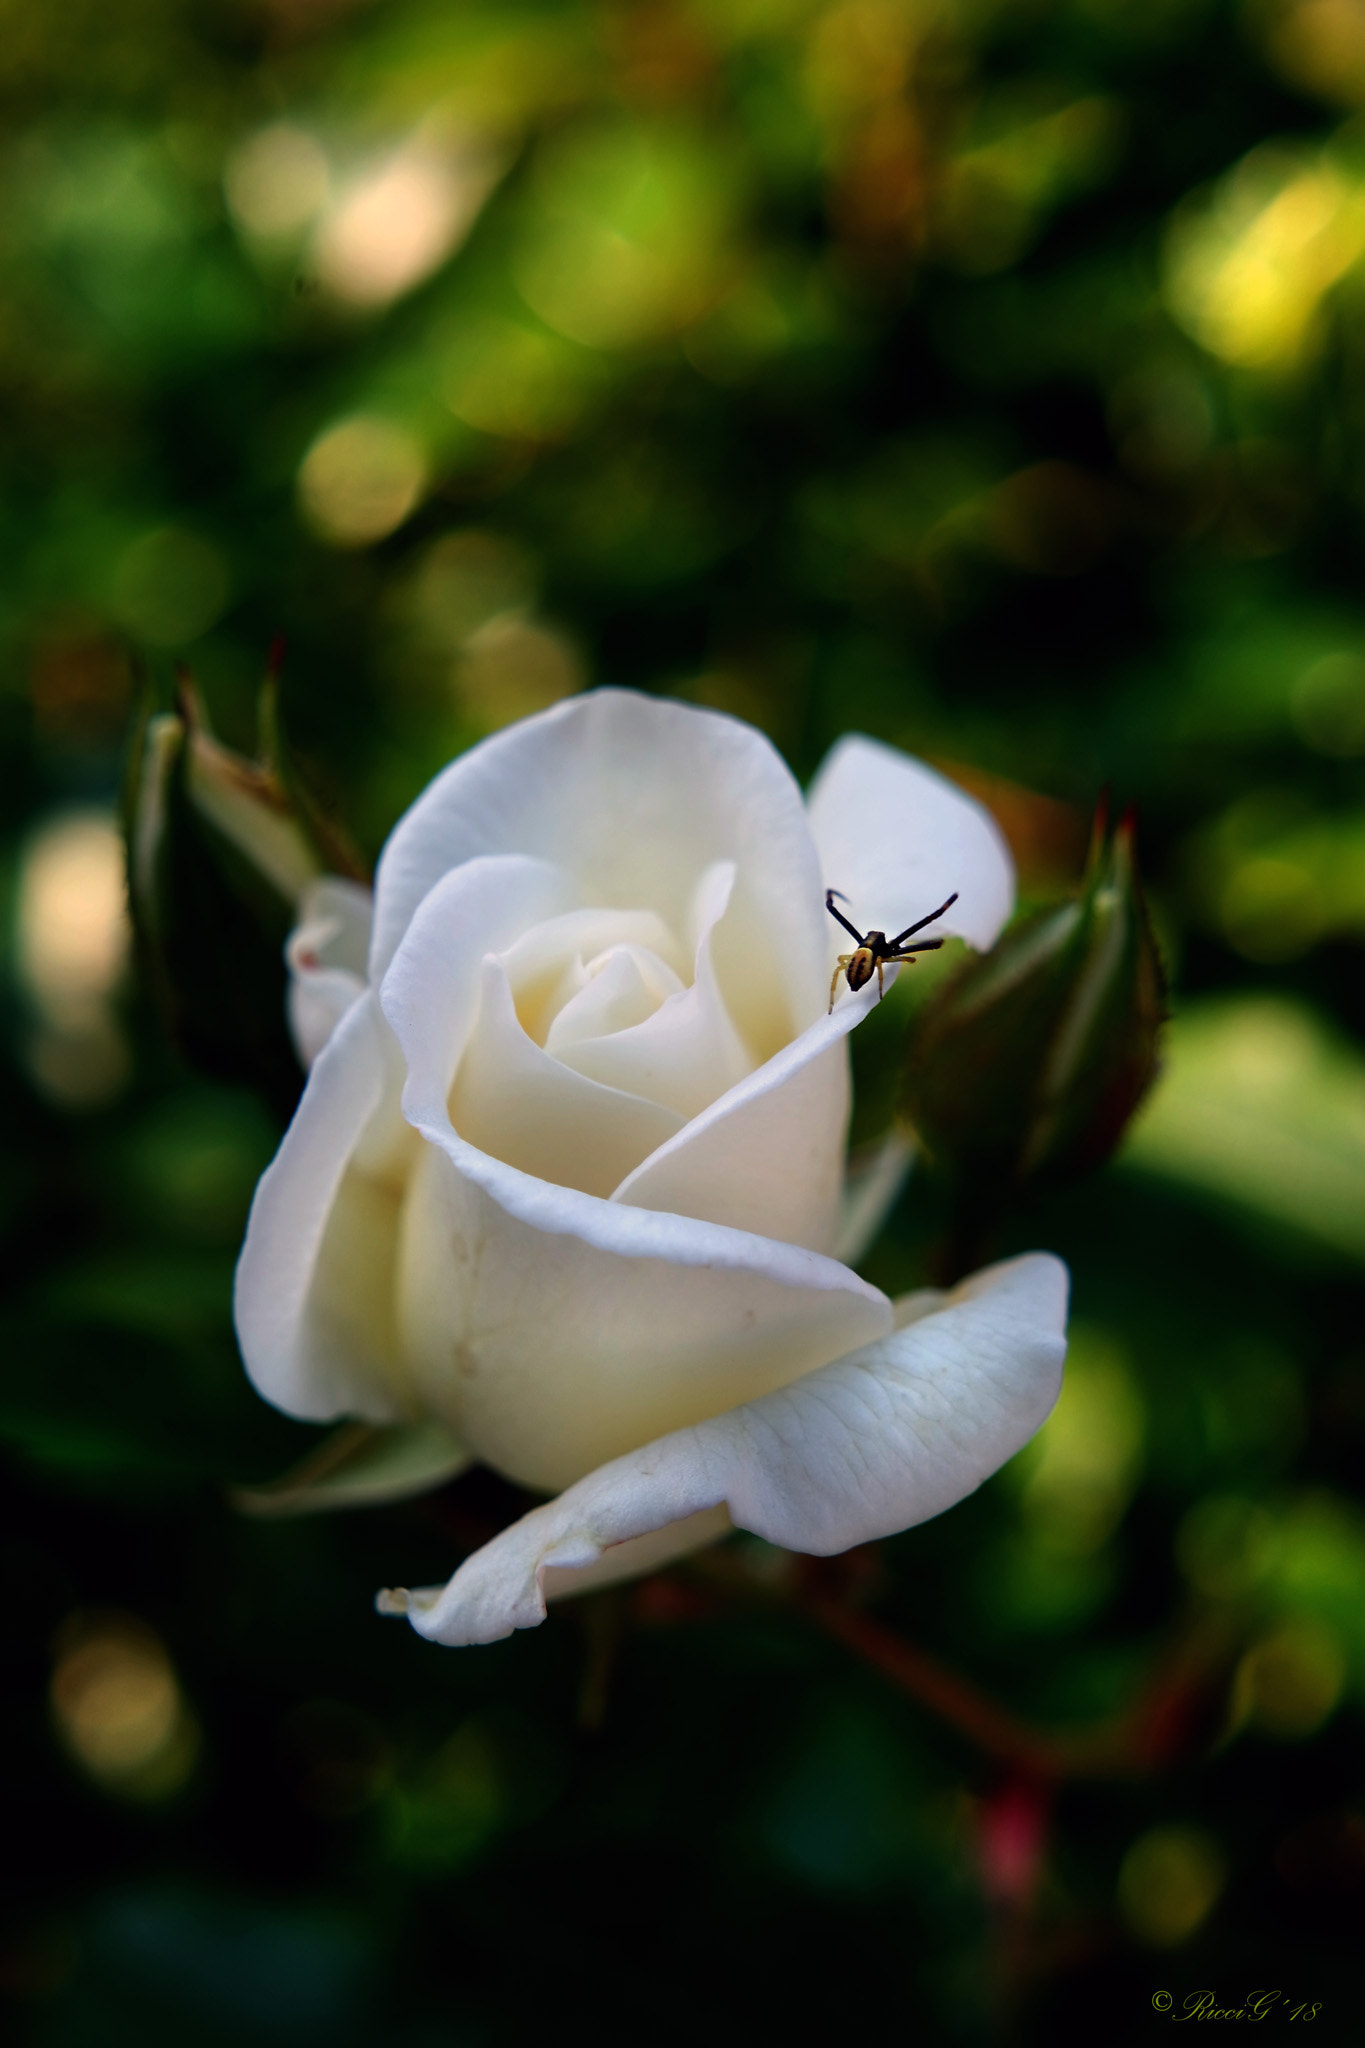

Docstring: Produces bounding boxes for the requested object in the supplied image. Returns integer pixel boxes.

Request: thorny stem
[682,1549,1230,1783]
[802,1591,1064,1776]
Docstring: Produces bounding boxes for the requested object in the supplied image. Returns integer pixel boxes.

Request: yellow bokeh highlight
[223,123,330,242]
[312,121,503,310]
[298,415,427,547]
[1233,1617,1346,1737]
[1118,1825,1227,1945]
[51,1612,199,1801]
[403,530,536,647]
[1164,145,1365,367]
[16,809,130,1108]
[1184,789,1365,960]
[1263,0,1365,111]
[1018,1330,1145,1554]
[453,615,583,732]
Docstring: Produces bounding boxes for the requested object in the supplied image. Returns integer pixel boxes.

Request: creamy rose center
[444,868,757,1200]
[501,905,686,1047]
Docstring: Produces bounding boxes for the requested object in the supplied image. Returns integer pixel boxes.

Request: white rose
[235,689,1068,1645]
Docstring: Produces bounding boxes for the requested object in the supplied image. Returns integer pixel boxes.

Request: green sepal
[231,1420,471,1518]
[124,661,363,1118]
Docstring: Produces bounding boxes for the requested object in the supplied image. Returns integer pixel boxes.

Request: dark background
[2,0,1364,2040]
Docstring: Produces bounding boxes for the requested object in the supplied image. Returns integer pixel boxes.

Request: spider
[825,886,959,1010]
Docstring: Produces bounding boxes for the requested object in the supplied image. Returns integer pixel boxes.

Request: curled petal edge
[379,1252,1069,1646]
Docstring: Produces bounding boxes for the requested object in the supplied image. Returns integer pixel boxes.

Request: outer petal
[393,1138,893,1493]
[235,991,413,1422]
[807,735,1015,953]
[379,1253,1068,1646]
[240,854,579,1426]
[286,877,374,1067]
[370,689,829,1057]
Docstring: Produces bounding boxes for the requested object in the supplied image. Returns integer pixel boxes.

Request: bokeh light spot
[453,615,583,731]
[312,124,501,309]
[1018,1331,1144,1554]
[1234,1617,1346,1737]
[1263,0,1365,109]
[1118,1825,1227,1945]
[1164,146,1365,368]
[298,416,426,547]
[444,315,598,439]
[50,1612,199,1800]
[16,809,130,1108]
[111,527,231,646]
[1219,854,1323,960]
[224,123,331,241]
[406,530,536,646]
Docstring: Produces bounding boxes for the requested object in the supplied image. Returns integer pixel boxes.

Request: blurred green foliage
[3,0,1365,2041]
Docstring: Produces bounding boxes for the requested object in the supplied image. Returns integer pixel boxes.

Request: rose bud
[126,661,361,1116]
[901,802,1166,1258]
[233,691,1070,1646]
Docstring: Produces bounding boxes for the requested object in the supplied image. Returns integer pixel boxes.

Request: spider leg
[828,956,854,1012]
[886,937,945,961]
[890,891,959,949]
[875,958,885,1000]
[825,890,866,946]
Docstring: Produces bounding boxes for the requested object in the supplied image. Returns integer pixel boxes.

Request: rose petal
[286,877,374,1067]
[394,1137,893,1491]
[380,1253,1068,1645]
[370,690,829,1055]
[380,852,578,1103]
[807,735,1015,953]
[235,991,413,1422]
[501,904,685,1044]
[540,1505,733,1600]
[543,943,683,1051]
[551,861,753,1121]
[239,854,571,1427]
[452,955,685,1196]
[609,978,881,1251]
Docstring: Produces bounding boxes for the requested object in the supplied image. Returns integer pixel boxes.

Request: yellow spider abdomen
[846,946,875,991]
